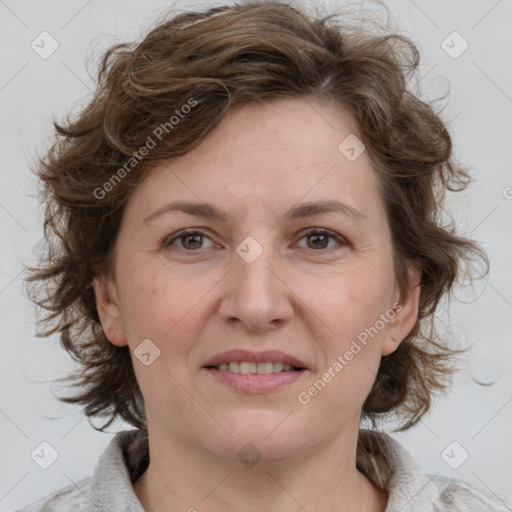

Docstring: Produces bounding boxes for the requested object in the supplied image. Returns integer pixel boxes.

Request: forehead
[180,97,364,166]
[125,97,386,226]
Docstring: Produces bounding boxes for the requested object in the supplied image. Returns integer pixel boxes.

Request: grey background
[1,0,511,510]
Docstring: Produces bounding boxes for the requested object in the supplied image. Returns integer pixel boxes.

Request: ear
[381,262,421,357]
[92,275,128,347]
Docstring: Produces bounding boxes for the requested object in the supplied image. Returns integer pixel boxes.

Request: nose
[218,243,294,333]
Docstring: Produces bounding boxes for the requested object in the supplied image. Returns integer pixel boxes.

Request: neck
[133,423,388,512]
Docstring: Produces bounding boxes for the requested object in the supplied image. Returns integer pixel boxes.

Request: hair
[26,0,488,434]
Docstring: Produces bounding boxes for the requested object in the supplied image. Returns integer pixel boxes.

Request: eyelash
[163,228,348,253]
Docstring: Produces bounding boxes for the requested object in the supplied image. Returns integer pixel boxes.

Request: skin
[94,97,420,512]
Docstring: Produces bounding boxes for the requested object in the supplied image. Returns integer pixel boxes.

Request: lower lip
[204,368,307,394]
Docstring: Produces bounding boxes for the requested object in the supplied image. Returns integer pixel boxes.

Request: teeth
[214,362,298,374]
[273,362,284,372]
[257,362,273,374]
[240,362,257,374]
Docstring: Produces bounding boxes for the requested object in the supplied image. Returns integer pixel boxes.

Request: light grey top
[16,428,512,512]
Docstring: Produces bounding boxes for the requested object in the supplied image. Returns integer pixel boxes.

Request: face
[94,97,419,464]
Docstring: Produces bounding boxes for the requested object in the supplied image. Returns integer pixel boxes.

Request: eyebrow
[143,199,366,225]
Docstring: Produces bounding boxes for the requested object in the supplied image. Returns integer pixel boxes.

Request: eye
[295,228,347,251]
[163,228,348,253]
[163,229,216,251]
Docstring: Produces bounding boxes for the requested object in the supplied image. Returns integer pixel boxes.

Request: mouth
[202,350,309,394]
[206,361,305,374]
[203,349,309,372]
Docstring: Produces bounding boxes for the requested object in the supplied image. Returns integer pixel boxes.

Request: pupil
[184,234,202,249]
[181,234,328,250]
[309,234,327,249]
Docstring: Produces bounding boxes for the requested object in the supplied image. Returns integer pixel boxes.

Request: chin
[207,411,312,465]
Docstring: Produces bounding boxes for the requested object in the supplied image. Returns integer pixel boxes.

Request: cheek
[297,265,394,407]
[115,262,184,341]
[116,260,222,358]
[303,261,394,344]
[301,284,390,413]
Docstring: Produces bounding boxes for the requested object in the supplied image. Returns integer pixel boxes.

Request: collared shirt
[16,428,512,511]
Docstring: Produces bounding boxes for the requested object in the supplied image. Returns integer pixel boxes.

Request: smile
[212,362,302,374]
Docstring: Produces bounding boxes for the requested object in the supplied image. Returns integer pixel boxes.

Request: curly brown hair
[26,0,487,432]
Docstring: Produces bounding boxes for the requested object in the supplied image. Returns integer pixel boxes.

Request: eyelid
[163,228,217,248]
[294,227,349,250]
[164,227,349,252]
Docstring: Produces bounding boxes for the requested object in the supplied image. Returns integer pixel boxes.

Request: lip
[202,349,309,369]
[204,368,307,394]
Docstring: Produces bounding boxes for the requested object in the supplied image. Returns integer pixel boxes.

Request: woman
[20,1,512,511]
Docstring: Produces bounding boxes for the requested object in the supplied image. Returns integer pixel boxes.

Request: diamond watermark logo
[31,32,59,59]
[338,134,365,161]
[441,441,469,469]
[236,236,263,264]
[32,237,51,259]
[134,338,161,366]
[441,32,469,59]
[236,442,262,467]
[31,441,59,469]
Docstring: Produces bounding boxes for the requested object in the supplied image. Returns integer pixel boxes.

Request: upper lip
[203,350,309,369]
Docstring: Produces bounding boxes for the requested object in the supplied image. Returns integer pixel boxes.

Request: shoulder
[14,477,94,512]
[357,430,512,512]
[428,474,512,512]
[14,429,147,512]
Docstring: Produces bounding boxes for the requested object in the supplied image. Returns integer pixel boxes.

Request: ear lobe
[92,275,128,347]
[381,263,422,357]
